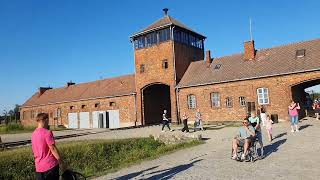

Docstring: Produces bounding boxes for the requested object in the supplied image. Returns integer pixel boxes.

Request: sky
[1,0,320,113]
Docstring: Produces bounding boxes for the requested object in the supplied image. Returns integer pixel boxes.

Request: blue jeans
[290,115,298,125]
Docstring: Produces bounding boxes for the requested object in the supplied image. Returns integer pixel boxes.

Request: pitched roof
[22,74,136,107]
[178,38,320,88]
[131,15,205,38]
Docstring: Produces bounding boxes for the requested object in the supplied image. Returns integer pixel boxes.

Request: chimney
[39,87,52,96]
[163,8,169,16]
[244,40,256,60]
[205,50,213,67]
[67,81,75,87]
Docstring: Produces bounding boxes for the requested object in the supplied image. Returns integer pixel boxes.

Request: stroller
[232,136,259,162]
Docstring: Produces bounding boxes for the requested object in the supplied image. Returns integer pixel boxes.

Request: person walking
[162,110,173,132]
[313,100,320,120]
[181,113,189,133]
[31,113,65,180]
[194,109,204,131]
[248,112,264,157]
[260,105,267,127]
[265,114,274,142]
[288,100,300,132]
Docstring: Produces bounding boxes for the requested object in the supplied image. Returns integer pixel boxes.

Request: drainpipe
[176,88,181,124]
[134,93,137,126]
[172,26,180,124]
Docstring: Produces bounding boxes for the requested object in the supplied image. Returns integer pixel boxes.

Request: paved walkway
[95,117,320,180]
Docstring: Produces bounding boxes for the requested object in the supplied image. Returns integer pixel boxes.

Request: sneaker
[162,130,165,132]
[296,129,299,132]
[291,129,294,133]
[232,154,237,160]
[170,129,173,132]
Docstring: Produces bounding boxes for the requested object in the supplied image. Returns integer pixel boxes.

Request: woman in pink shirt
[288,100,300,133]
[31,113,64,180]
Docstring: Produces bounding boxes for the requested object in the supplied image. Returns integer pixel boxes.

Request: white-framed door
[92,111,107,128]
[68,113,78,129]
[79,112,90,129]
[108,110,120,129]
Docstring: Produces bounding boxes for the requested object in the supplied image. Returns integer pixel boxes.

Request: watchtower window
[140,64,145,73]
[296,49,306,58]
[162,60,168,69]
[159,28,171,42]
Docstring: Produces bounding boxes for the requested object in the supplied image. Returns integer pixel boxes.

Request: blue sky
[1,0,320,113]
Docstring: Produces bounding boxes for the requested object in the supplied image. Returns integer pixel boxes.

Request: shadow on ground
[299,124,313,131]
[273,132,287,140]
[138,159,204,180]
[115,166,159,180]
[264,139,287,158]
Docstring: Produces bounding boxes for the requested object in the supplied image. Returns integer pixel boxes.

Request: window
[159,28,171,42]
[257,88,269,105]
[57,108,61,118]
[146,32,157,47]
[110,102,116,107]
[22,111,25,120]
[162,60,168,69]
[296,49,306,58]
[70,106,75,110]
[239,96,246,107]
[31,110,35,119]
[49,112,53,118]
[210,92,220,107]
[140,64,145,73]
[187,94,196,109]
[226,97,233,108]
[94,103,100,108]
[81,105,86,109]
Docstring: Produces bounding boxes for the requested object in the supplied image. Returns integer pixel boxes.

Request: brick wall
[178,70,320,122]
[20,94,137,128]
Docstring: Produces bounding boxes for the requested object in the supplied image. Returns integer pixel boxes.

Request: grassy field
[0,137,203,179]
[0,123,66,134]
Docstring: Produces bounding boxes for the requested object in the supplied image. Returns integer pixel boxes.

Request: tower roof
[131,15,205,39]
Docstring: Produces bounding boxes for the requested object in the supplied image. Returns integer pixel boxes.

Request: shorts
[239,139,245,146]
[290,115,298,125]
[267,128,272,134]
[36,165,59,180]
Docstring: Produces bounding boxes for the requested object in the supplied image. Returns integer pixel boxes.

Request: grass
[0,137,203,179]
[0,123,66,134]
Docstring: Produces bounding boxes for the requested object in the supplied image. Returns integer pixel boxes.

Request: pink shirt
[288,104,299,117]
[31,128,59,172]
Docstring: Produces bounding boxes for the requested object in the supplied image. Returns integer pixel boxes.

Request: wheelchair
[232,136,259,162]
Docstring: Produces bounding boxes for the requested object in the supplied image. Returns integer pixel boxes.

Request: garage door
[92,111,107,128]
[68,113,78,129]
[79,112,90,129]
[108,110,120,129]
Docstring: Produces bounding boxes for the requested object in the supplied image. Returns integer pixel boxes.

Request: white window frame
[239,96,246,107]
[226,97,233,108]
[211,92,220,107]
[187,94,197,109]
[257,88,269,105]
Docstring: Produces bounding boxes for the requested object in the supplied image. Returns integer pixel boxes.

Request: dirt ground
[94,117,320,180]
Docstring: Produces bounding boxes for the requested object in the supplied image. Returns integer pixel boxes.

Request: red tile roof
[22,74,136,107]
[178,38,320,88]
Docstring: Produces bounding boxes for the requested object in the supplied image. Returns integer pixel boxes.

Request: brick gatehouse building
[21,10,320,128]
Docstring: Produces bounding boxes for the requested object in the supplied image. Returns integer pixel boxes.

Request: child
[162,110,173,132]
[265,114,273,142]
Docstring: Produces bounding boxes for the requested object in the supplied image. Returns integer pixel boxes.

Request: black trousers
[162,120,171,130]
[181,119,189,132]
[36,165,59,180]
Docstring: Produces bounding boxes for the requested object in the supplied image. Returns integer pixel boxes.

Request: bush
[0,138,201,179]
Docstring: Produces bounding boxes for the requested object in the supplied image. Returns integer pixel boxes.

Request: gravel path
[95,117,320,180]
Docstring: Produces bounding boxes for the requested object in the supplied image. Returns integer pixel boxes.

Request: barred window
[187,94,196,109]
[211,92,220,107]
[257,88,269,105]
[226,97,233,108]
[162,60,168,69]
[140,64,145,73]
[239,96,246,107]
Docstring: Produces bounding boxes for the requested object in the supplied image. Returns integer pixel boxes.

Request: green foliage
[0,138,202,179]
[0,124,65,134]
